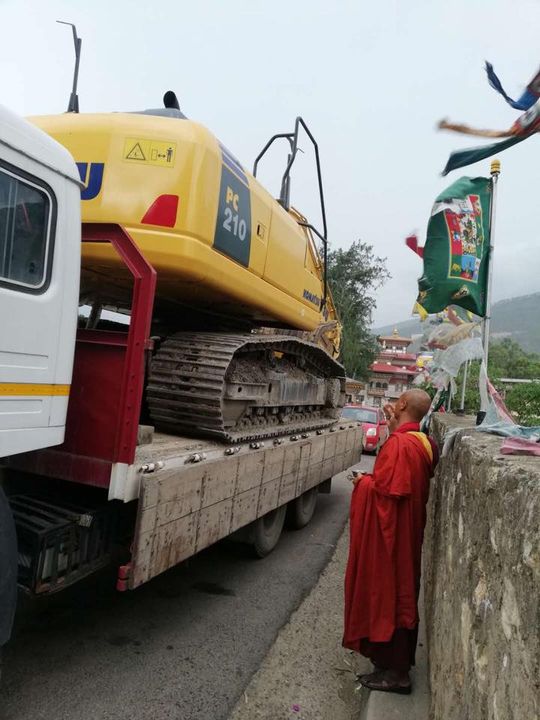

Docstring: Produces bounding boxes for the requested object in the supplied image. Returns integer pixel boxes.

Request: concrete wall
[423,415,540,720]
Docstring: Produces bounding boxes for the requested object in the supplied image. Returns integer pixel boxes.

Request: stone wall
[423,415,539,720]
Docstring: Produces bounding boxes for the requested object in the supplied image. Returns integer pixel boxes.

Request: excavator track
[147,332,346,443]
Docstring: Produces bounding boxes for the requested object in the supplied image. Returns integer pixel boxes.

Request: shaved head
[401,389,432,422]
[392,389,432,426]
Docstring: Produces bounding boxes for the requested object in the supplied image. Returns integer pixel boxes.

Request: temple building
[364,329,419,407]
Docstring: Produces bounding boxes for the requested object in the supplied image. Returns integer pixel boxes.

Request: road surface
[1,456,373,720]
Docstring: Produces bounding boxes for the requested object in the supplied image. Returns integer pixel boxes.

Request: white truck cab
[0,104,81,458]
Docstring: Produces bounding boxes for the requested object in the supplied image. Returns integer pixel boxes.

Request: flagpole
[481,159,501,368]
[459,359,469,413]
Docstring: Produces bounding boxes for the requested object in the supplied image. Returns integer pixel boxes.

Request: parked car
[341,404,389,454]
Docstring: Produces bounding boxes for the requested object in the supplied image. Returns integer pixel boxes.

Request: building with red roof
[365,329,419,407]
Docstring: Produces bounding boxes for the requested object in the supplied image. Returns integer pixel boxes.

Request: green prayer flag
[416,176,492,317]
[442,135,527,176]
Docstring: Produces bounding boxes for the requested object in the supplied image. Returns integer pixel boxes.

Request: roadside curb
[360,595,430,720]
[229,523,371,720]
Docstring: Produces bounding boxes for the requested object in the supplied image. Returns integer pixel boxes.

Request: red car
[341,404,389,454]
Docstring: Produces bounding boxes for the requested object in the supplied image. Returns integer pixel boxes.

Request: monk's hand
[350,470,363,487]
[383,403,398,433]
[383,403,395,421]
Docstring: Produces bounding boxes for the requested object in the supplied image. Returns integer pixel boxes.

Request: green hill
[374,293,540,354]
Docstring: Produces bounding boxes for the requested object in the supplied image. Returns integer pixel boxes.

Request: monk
[343,389,437,695]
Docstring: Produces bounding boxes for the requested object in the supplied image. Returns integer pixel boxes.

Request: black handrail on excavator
[252,118,328,310]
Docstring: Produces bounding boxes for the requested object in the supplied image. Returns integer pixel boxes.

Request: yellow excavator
[31,83,344,442]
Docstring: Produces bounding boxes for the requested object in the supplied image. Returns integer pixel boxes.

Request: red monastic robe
[343,422,435,650]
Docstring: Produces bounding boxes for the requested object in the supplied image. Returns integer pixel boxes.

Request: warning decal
[123,138,177,167]
[126,143,146,160]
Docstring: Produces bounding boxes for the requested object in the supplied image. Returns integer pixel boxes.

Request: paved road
[1,456,373,720]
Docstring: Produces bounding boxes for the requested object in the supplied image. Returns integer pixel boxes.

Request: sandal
[356,669,385,683]
[360,676,412,695]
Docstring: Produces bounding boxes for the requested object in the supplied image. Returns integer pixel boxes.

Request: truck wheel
[286,487,319,530]
[251,505,287,558]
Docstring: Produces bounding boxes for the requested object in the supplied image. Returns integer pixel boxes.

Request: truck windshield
[342,407,378,423]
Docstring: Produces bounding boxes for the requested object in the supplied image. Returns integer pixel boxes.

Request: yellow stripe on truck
[0,384,70,397]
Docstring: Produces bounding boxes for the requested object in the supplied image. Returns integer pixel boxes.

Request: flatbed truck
[0,105,361,651]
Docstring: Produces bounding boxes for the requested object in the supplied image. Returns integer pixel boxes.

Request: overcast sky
[2,0,539,326]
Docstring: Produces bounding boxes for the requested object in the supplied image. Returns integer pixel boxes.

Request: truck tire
[251,505,287,558]
[286,487,319,530]
[0,486,18,656]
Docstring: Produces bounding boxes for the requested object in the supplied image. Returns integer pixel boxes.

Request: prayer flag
[405,233,424,258]
[416,176,491,316]
[412,301,428,320]
[442,135,526,176]
[485,61,540,111]
[439,61,540,173]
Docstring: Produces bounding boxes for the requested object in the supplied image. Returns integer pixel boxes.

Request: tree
[505,382,540,426]
[327,240,390,378]
[487,338,540,380]
[451,340,540,424]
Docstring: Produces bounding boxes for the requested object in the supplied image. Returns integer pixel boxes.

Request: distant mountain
[373,293,540,354]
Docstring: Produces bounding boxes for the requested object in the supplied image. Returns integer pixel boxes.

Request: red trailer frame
[10,224,156,491]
